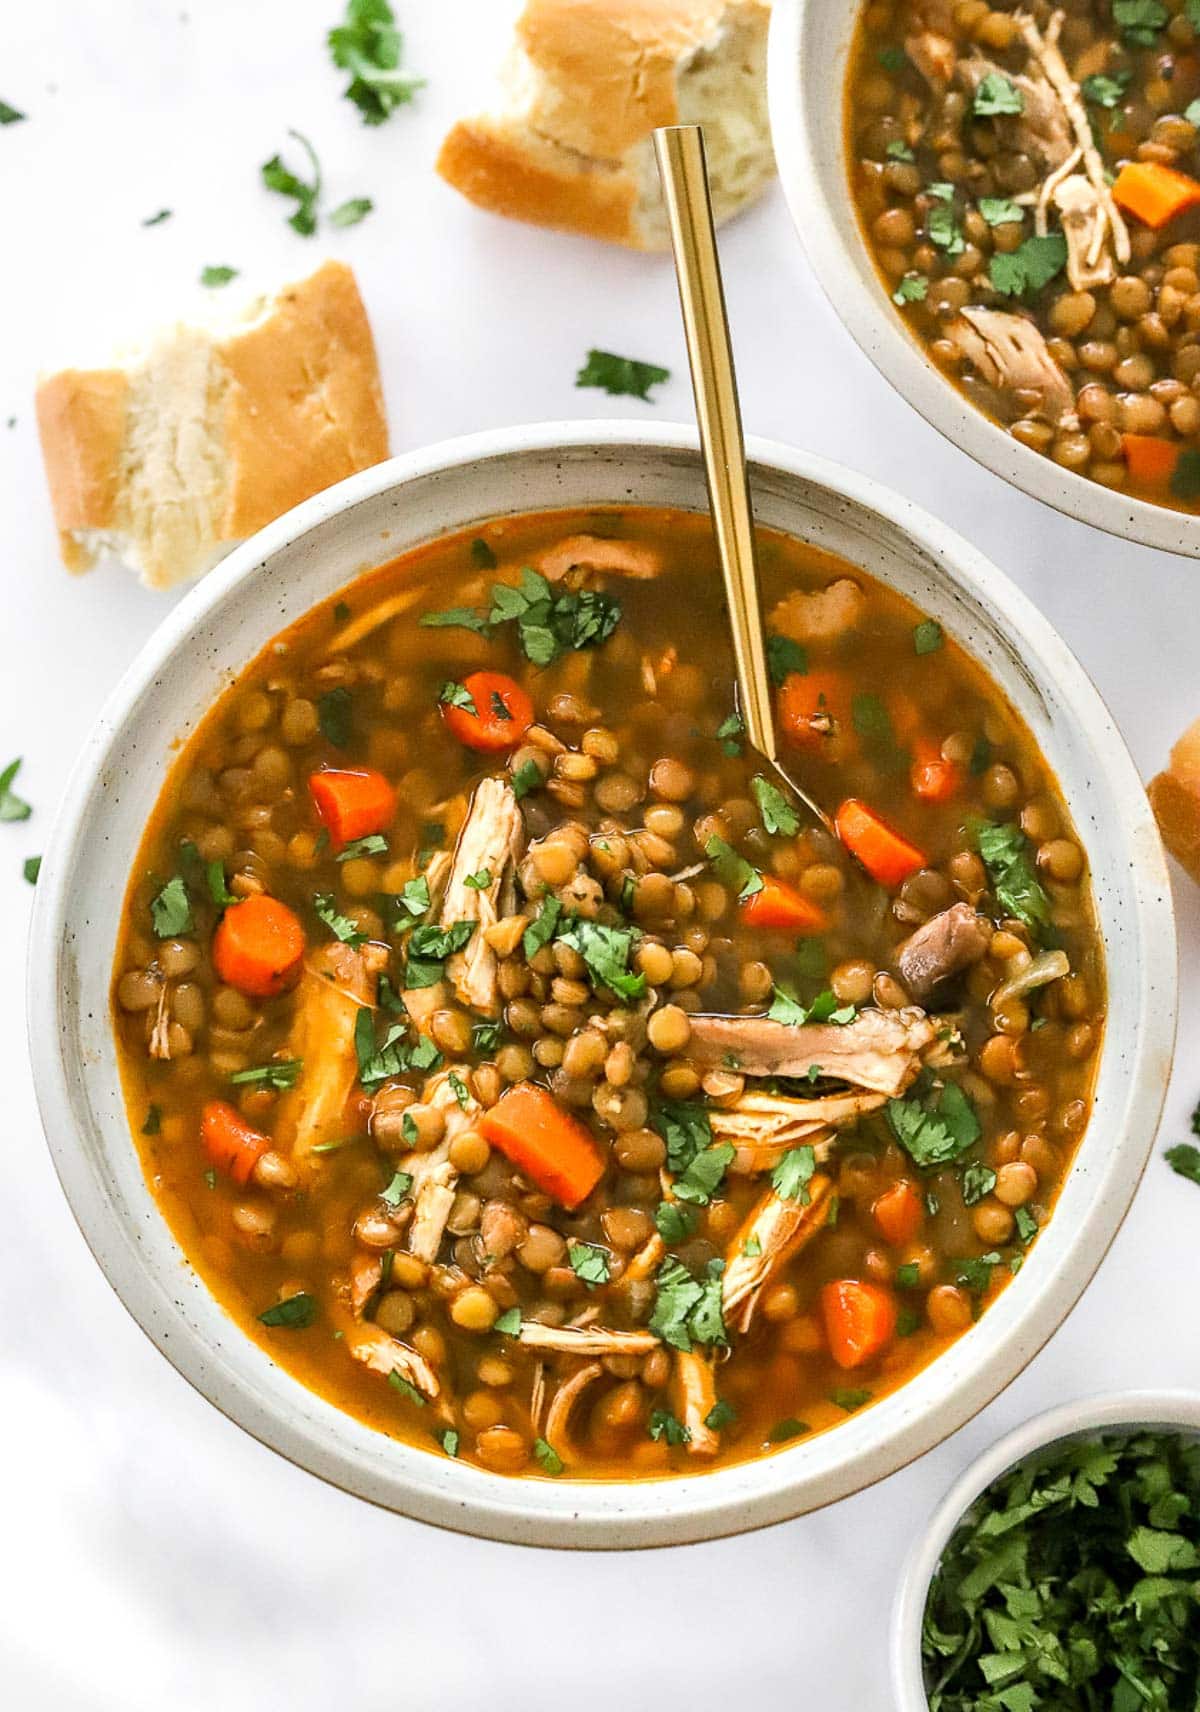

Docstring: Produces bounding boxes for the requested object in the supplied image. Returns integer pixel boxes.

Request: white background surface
[3,3,1199,1706]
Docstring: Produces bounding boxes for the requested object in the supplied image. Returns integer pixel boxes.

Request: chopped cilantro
[1170,448,1200,500]
[1114,0,1168,46]
[230,1058,303,1090]
[913,618,944,655]
[705,834,763,901]
[752,773,800,837]
[470,537,497,569]
[768,986,855,1028]
[767,1417,809,1443]
[438,1428,460,1457]
[1015,1205,1039,1245]
[420,605,492,635]
[314,892,365,946]
[886,140,915,161]
[151,874,193,938]
[673,1142,735,1207]
[472,1019,503,1054]
[493,1306,521,1336]
[380,1169,413,1207]
[258,1292,317,1329]
[261,130,322,235]
[576,349,670,401]
[200,265,238,287]
[556,917,646,1000]
[328,0,424,125]
[766,633,808,685]
[977,197,1023,228]
[491,567,622,666]
[927,197,964,256]
[392,874,431,919]
[648,1408,691,1445]
[439,680,477,717]
[330,196,373,228]
[897,1306,921,1336]
[705,1399,737,1431]
[888,1079,981,1168]
[954,1251,1002,1296]
[650,1100,713,1176]
[771,1144,817,1204]
[896,1261,921,1289]
[832,1387,872,1412]
[141,1104,162,1136]
[404,919,475,987]
[0,758,32,822]
[533,1437,564,1474]
[387,1371,426,1406]
[1166,1141,1200,1185]
[973,72,1023,115]
[878,46,907,72]
[974,819,1053,939]
[522,896,562,960]
[960,1162,997,1206]
[317,685,354,748]
[1082,70,1132,109]
[568,1241,610,1288]
[447,1071,470,1110]
[716,711,745,756]
[23,854,41,885]
[0,100,27,124]
[655,1200,698,1244]
[338,833,389,862]
[512,758,544,800]
[649,1256,728,1351]
[893,273,929,306]
[989,234,1068,298]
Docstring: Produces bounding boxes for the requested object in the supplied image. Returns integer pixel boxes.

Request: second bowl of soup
[29,424,1175,1545]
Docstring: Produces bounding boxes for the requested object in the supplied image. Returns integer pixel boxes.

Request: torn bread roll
[437,0,774,250]
[1149,716,1200,884]
[35,260,388,591]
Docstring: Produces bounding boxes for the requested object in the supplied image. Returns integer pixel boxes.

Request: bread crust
[35,368,130,572]
[437,116,642,247]
[219,260,389,540]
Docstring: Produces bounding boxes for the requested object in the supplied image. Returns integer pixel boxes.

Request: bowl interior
[767,0,1200,558]
[28,426,1176,1547]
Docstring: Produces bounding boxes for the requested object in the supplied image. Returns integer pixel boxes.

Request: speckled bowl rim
[26,421,1177,1548]
[891,1389,1200,1709]
[767,0,1200,558]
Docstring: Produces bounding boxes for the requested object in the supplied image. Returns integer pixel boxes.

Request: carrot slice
[441,671,534,753]
[740,872,828,935]
[1112,161,1200,229]
[872,1180,924,1247]
[308,767,397,851]
[201,1100,270,1186]
[835,797,927,888]
[1121,433,1180,490]
[212,894,306,998]
[820,1279,898,1370]
[778,669,852,753]
[910,738,963,805]
[479,1082,605,1211]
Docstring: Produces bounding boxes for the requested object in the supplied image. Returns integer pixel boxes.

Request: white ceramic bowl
[767,0,1200,558]
[891,1390,1200,1709]
[28,422,1176,1548]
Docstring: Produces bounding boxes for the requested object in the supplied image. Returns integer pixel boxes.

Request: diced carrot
[778,670,852,753]
[201,1100,270,1186]
[835,797,927,888]
[212,894,306,998]
[872,1180,924,1247]
[479,1082,605,1211]
[911,738,964,804]
[441,671,534,753]
[740,872,828,935]
[1121,433,1180,490]
[820,1279,898,1370]
[308,767,397,851]
[1112,161,1200,229]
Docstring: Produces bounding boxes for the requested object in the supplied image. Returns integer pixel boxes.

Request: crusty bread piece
[437,0,774,250]
[35,260,389,591]
[1149,716,1200,884]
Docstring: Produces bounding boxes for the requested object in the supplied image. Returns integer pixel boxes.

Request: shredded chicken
[343,1319,441,1402]
[535,534,662,582]
[275,943,377,1174]
[768,578,864,646]
[327,586,424,654]
[686,1007,936,1097]
[896,902,992,1000]
[543,1362,604,1464]
[671,1351,720,1458]
[438,777,524,1016]
[948,308,1075,424]
[956,54,1073,168]
[723,1174,836,1334]
[349,1250,383,1318]
[1052,172,1117,290]
[623,1232,667,1282]
[397,1069,481,1262]
[148,980,171,1059]
[711,1089,887,1173]
[517,1323,660,1357]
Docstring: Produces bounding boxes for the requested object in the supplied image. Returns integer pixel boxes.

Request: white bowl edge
[26,420,1178,1549]
[767,0,1200,558]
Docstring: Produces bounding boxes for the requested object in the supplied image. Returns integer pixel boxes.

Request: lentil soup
[113,507,1104,1480]
[847,0,1200,514]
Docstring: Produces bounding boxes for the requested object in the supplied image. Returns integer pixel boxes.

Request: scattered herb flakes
[954,1251,1002,1296]
[141,1104,163,1136]
[767,1417,809,1443]
[0,758,32,822]
[893,273,929,306]
[258,1292,317,1329]
[673,1142,735,1207]
[1082,70,1132,108]
[568,1241,611,1288]
[752,773,800,838]
[655,1200,697,1243]
[22,854,41,885]
[522,896,562,960]
[705,833,763,901]
[771,1144,817,1205]
[960,1162,998,1206]
[897,1306,922,1337]
[328,0,424,126]
[204,1166,218,1190]
[354,1007,441,1087]
[825,1195,840,1228]
[913,618,944,655]
[1014,1205,1039,1245]
[493,1306,521,1337]
[977,197,1023,228]
[439,679,477,717]
[404,919,475,987]
[230,1058,303,1090]
[330,196,373,228]
[973,71,1024,115]
[974,819,1053,940]
[576,348,670,402]
[1170,447,1200,500]
[989,233,1068,298]
[333,600,352,623]
[533,1437,564,1474]
[387,1371,426,1406]
[556,917,645,1000]
[886,139,915,161]
[888,1079,981,1168]
[742,1233,763,1257]
[832,1387,872,1413]
[314,892,366,947]
[1165,1141,1200,1186]
[207,860,237,907]
[1114,0,1168,46]
[648,1408,691,1446]
[511,757,544,800]
[447,1070,470,1110]
[649,1256,728,1352]
[490,566,621,666]
[0,100,26,125]
[380,1169,413,1207]
[927,196,965,256]
[460,866,492,892]
[338,833,389,862]
[768,986,855,1028]
[650,1100,713,1178]
[261,129,323,235]
[878,46,907,72]
[472,1019,503,1054]
[317,685,354,748]
[200,265,238,288]
[142,208,172,226]
[438,1428,460,1457]
[470,537,497,569]
[705,1399,737,1431]
[766,633,808,685]
[150,874,193,938]
[716,712,745,756]
[896,1261,922,1290]
[393,874,431,919]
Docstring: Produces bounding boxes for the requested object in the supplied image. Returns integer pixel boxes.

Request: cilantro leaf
[752,774,801,837]
[654,1200,698,1243]
[338,833,389,862]
[673,1142,735,1207]
[314,892,366,946]
[888,1079,982,1168]
[387,1371,426,1406]
[439,680,477,717]
[438,1428,460,1456]
[0,100,27,125]
[327,0,424,125]
[649,1256,728,1351]
[893,273,929,306]
[1165,1142,1200,1186]
[380,1169,413,1207]
[555,918,646,1000]
[576,349,670,401]
[961,1162,998,1206]
[768,1417,809,1443]
[914,618,944,654]
[330,196,373,228]
[716,711,745,755]
[522,896,561,960]
[151,874,193,938]
[533,1437,564,1474]
[974,819,1053,939]
[317,685,354,748]
[404,919,475,987]
[705,1399,737,1431]
[973,72,1023,115]
[258,1292,317,1329]
[0,758,32,822]
[230,1059,303,1090]
[705,834,763,901]
[493,1307,521,1336]
[511,758,544,800]
[1171,448,1200,500]
[1114,0,1167,46]
[648,1408,691,1445]
[261,130,322,235]
[771,1144,817,1204]
[1082,70,1132,109]
[989,234,1068,298]
[766,634,809,684]
[568,1241,610,1288]
[650,1100,713,1175]
[977,198,1023,228]
[200,265,238,287]
[22,854,41,885]
[141,1105,162,1136]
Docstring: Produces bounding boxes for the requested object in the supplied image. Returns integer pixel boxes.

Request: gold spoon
[653,123,833,835]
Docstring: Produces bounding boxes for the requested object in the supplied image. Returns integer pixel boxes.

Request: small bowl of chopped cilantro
[892,1391,1200,1712]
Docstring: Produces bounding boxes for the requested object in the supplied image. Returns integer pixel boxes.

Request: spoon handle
[653,123,777,765]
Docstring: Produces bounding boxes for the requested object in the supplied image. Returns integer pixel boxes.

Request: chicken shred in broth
[113,508,1104,1479]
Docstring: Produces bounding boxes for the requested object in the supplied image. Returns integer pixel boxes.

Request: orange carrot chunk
[1121,433,1180,490]
[740,872,828,935]
[1112,160,1200,229]
[479,1082,605,1211]
[201,1099,270,1186]
[835,797,927,888]
[872,1180,924,1247]
[778,669,852,752]
[212,893,306,998]
[910,738,964,805]
[441,671,534,753]
[308,767,397,851]
[821,1279,898,1370]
